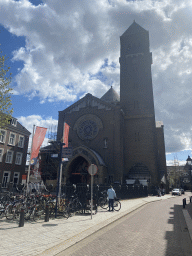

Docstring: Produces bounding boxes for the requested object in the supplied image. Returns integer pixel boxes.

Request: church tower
[120,21,159,185]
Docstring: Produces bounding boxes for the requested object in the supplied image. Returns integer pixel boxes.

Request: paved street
[59,193,192,256]
[0,193,192,256]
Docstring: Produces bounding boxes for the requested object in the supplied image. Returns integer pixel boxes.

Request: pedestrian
[107,185,116,211]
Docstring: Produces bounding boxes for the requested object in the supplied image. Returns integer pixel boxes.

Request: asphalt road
[58,194,192,256]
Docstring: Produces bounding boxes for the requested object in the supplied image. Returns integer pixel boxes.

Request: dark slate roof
[40,143,58,153]
[1,114,31,136]
[15,121,31,136]
[100,86,120,103]
[121,21,148,37]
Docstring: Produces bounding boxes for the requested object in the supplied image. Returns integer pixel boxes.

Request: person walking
[107,185,116,211]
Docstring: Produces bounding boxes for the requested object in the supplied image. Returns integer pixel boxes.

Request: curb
[40,195,173,256]
[182,209,192,241]
[182,197,192,243]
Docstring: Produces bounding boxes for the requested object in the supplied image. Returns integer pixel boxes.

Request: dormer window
[11,118,17,127]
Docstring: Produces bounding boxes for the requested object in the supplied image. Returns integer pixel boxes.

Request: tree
[0,50,13,128]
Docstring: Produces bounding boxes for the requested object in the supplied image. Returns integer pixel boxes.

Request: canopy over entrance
[128,163,150,180]
[64,145,106,185]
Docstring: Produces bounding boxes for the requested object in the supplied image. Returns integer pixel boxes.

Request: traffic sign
[51,154,58,158]
[88,164,97,175]
[62,146,73,159]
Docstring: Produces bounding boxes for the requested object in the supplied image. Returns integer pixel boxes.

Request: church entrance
[68,156,90,184]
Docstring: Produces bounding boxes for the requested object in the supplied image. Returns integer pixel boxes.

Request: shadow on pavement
[165,199,192,256]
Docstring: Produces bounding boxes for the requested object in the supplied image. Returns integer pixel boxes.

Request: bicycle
[5,196,26,220]
[98,190,108,209]
[66,192,83,217]
[98,191,121,211]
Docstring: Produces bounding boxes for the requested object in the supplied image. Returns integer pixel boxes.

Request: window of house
[15,152,23,165]
[0,148,4,162]
[8,133,16,146]
[5,150,13,164]
[13,172,20,186]
[0,129,6,143]
[18,136,24,148]
[2,171,11,188]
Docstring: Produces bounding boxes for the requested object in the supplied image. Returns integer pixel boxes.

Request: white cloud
[1,0,192,155]
[166,159,187,166]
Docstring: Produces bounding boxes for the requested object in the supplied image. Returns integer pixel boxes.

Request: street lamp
[186,155,192,192]
[187,155,192,166]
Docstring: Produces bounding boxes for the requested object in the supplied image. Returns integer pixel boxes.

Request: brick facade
[56,22,167,187]
[0,117,30,189]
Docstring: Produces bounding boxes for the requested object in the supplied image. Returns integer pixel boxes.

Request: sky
[0,0,192,166]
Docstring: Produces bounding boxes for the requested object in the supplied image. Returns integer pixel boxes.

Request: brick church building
[57,21,167,188]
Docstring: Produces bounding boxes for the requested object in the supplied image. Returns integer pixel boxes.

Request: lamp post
[186,155,192,192]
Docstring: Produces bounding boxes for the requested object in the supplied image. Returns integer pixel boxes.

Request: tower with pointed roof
[119,21,160,185]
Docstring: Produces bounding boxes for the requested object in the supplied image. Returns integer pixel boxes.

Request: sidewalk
[0,194,174,256]
[182,193,192,242]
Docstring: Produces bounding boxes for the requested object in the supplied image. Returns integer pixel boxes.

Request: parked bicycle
[67,191,83,217]
[98,190,121,211]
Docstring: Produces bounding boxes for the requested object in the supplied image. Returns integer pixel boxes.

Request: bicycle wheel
[14,203,23,220]
[62,207,69,219]
[33,205,44,221]
[114,200,121,211]
[5,204,14,220]
[98,197,108,209]
[75,200,83,214]
[93,204,97,214]
[0,207,5,219]
[48,202,55,217]
[24,208,32,220]
[67,202,75,217]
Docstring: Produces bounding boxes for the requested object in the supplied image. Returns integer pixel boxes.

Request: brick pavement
[59,193,192,256]
[0,194,188,256]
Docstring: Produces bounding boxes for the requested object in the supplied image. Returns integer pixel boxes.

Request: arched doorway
[68,156,90,184]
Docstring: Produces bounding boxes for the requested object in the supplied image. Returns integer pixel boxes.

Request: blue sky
[1,0,192,166]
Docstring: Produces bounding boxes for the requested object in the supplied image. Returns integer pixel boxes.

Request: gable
[60,93,114,114]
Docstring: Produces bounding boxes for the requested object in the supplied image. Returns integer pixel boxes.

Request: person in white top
[107,185,116,211]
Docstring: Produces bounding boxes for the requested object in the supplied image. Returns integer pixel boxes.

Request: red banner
[63,122,70,148]
[31,126,47,160]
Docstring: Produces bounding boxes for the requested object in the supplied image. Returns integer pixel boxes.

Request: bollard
[183,198,186,208]
[19,207,25,227]
[45,204,49,222]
